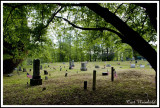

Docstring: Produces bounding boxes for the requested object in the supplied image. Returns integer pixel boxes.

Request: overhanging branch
[55,16,126,42]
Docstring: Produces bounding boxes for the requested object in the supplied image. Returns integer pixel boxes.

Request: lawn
[3,60,157,105]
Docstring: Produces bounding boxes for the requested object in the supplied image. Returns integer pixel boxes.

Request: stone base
[30,79,42,86]
[102,72,108,76]
[81,68,87,71]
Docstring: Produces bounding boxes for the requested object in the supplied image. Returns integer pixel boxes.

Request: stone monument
[80,62,87,71]
[30,59,42,86]
[71,60,75,67]
[69,61,72,69]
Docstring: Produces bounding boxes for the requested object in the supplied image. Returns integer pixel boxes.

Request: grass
[3,60,157,105]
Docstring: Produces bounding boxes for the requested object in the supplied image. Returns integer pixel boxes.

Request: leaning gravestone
[71,60,75,67]
[30,59,42,86]
[80,62,87,71]
[106,64,111,67]
[130,64,135,68]
[95,65,99,68]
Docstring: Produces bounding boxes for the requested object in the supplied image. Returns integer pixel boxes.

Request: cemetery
[3,60,156,105]
[2,2,157,106]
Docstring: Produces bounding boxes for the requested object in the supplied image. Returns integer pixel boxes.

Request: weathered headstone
[40,65,42,70]
[84,81,87,90]
[130,64,135,68]
[71,60,75,67]
[92,70,96,90]
[135,60,138,64]
[23,68,27,72]
[60,67,62,71]
[95,65,99,68]
[30,59,42,86]
[80,62,87,71]
[44,70,48,75]
[106,64,111,67]
[19,67,22,71]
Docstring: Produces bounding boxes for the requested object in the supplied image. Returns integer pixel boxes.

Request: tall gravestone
[71,60,75,67]
[80,62,87,71]
[30,59,42,86]
[69,61,72,69]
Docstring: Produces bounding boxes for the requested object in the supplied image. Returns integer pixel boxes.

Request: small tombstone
[44,70,48,75]
[84,81,87,90]
[140,65,145,68]
[65,73,68,77]
[111,67,114,81]
[23,68,27,72]
[80,62,87,71]
[7,74,13,77]
[40,65,42,70]
[95,65,100,68]
[19,67,22,71]
[106,64,111,67]
[130,64,135,68]
[30,69,32,71]
[60,68,62,71]
[135,60,138,64]
[102,72,108,76]
[45,76,48,80]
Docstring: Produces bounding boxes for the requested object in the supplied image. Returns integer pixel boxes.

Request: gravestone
[19,67,22,71]
[92,70,96,90]
[130,64,135,68]
[135,60,138,64]
[45,76,48,80]
[80,62,87,71]
[23,68,27,72]
[44,70,48,75]
[30,69,32,71]
[71,60,75,67]
[140,65,145,68]
[30,59,42,86]
[84,81,87,90]
[60,67,62,71]
[102,72,108,76]
[65,73,68,77]
[7,74,13,77]
[106,64,111,67]
[111,67,114,81]
[95,65,100,68]
[69,61,72,69]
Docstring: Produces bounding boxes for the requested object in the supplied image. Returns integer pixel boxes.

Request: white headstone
[130,64,135,68]
[140,65,145,68]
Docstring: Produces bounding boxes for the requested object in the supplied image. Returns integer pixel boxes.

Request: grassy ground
[3,60,157,105]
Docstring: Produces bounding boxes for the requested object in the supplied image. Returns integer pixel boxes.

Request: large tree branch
[55,16,126,42]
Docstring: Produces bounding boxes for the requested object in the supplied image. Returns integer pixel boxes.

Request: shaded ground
[3,61,157,105]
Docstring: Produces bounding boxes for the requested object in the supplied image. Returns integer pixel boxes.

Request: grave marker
[71,60,75,67]
[106,64,111,67]
[19,67,22,71]
[65,73,68,77]
[130,64,135,68]
[30,59,42,86]
[95,65,100,68]
[84,81,87,90]
[23,68,27,72]
[80,62,87,71]
[45,76,48,80]
[44,70,48,75]
[140,65,145,68]
[111,67,114,81]
[92,70,96,90]
[40,65,42,70]
[69,61,72,69]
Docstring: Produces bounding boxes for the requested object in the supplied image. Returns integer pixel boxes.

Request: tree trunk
[86,4,157,72]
